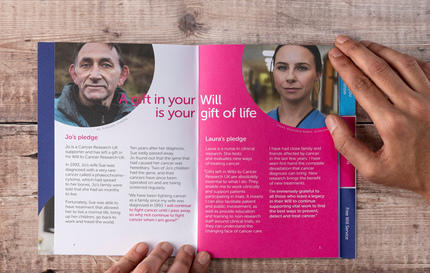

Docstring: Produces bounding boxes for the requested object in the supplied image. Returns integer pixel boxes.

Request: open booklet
[38,43,356,258]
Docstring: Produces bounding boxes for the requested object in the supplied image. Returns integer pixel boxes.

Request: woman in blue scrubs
[267,45,326,129]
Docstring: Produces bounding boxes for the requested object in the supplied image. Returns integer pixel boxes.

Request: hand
[105,242,211,273]
[326,35,430,202]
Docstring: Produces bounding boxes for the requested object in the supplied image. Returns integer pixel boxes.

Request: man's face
[69,43,129,107]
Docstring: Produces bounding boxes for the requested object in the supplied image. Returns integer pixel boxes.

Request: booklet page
[52,44,198,255]
[197,45,339,258]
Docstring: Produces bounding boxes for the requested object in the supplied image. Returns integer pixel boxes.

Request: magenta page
[197,45,339,258]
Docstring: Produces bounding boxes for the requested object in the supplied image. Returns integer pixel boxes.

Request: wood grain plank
[1,124,429,272]
[0,0,428,45]
[0,44,37,123]
[0,125,37,197]
[1,0,429,271]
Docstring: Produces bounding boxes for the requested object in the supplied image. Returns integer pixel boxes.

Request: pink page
[197,45,339,258]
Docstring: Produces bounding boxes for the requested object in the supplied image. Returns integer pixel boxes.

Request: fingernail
[184,245,195,256]
[161,242,173,253]
[325,116,338,134]
[197,252,211,265]
[360,40,371,47]
[336,35,350,44]
[136,243,147,254]
[330,47,343,58]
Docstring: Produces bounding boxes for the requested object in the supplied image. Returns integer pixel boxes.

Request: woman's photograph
[243,44,338,129]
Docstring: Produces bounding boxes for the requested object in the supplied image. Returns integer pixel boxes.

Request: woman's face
[273,45,320,104]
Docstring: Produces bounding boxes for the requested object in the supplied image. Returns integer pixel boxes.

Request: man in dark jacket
[55,43,134,127]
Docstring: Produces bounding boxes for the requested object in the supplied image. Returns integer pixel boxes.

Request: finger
[105,242,148,273]
[190,252,211,273]
[325,114,381,181]
[328,47,393,123]
[417,59,430,80]
[335,35,415,107]
[360,40,430,94]
[167,245,195,273]
[134,242,173,273]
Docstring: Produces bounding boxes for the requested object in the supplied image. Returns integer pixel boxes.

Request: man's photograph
[54,42,155,127]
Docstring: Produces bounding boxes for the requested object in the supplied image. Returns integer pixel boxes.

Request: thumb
[326,114,378,174]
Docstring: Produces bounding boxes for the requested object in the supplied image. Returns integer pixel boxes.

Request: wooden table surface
[0,0,429,272]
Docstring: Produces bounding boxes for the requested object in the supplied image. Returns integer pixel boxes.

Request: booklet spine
[338,77,356,258]
[339,77,356,116]
[38,42,55,214]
